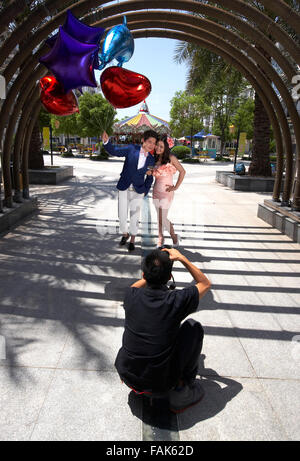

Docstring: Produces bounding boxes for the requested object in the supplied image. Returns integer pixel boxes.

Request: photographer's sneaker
[169,380,204,414]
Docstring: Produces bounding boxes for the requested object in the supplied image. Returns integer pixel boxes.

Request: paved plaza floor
[0,155,299,441]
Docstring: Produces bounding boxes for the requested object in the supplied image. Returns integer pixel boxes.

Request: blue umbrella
[186,129,207,139]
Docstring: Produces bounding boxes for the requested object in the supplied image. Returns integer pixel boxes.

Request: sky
[95,38,188,122]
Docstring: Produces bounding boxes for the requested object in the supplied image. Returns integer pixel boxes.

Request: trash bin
[235,163,246,175]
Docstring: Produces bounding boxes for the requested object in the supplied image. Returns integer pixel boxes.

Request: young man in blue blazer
[102,130,158,251]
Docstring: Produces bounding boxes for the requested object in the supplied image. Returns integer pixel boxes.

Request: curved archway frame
[4,18,294,199]
[17,29,287,204]
[0,0,299,209]
[9,26,293,206]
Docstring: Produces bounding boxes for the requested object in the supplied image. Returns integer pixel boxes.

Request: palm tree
[174,44,248,156]
[246,0,298,176]
[174,0,299,177]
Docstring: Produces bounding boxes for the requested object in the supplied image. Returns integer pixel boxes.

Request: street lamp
[50,124,53,166]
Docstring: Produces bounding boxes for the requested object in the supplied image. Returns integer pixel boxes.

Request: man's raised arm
[102,131,131,158]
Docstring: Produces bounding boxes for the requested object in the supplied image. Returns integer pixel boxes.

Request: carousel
[113,100,170,142]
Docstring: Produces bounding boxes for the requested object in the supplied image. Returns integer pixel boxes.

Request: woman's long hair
[155,135,171,165]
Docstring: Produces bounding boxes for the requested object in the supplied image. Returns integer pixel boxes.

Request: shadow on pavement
[177,354,243,430]
[126,354,242,433]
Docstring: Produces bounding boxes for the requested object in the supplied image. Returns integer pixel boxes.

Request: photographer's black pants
[171,319,204,384]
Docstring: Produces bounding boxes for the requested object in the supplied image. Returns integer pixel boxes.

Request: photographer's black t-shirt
[114,284,199,393]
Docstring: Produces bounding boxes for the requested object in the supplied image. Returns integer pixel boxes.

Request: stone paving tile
[196,333,256,378]
[56,315,124,372]
[0,314,69,369]
[177,377,288,441]
[30,370,141,441]
[193,291,234,328]
[0,366,55,441]
[254,292,300,332]
[258,378,300,441]
[238,336,300,380]
[1,158,299,440]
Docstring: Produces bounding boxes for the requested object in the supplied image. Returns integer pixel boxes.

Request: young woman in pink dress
[147,136,186,248]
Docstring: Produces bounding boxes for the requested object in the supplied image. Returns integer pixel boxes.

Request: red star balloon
[100,67,151,109]
[40,76,79,116]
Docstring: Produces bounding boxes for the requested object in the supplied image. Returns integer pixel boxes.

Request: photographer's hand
[162,248,183,261]
[162,248,211,299]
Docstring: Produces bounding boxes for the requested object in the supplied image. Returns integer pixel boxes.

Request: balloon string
[104,106,109,132]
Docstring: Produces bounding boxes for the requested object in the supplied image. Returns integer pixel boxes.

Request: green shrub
[214,156,232,162]
[90,151,109,161]
[61,152,74,158]
[182,158,200,163]
[171,146,191,159]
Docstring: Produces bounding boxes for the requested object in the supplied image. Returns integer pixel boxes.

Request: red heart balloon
[100,66,151,109]
[40,76,79,116]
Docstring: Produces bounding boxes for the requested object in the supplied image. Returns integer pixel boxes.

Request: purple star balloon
[40,27,98,93]
[45,10,105,70]
[64,10,105,45]
[45,34,58,48]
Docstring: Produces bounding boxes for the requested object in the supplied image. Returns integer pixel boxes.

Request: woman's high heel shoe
[156,236,164,248]
[172,234,181,248]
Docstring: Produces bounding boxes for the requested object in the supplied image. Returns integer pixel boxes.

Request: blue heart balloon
[98,16,134,70]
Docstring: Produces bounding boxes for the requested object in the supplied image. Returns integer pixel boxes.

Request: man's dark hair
[143,130,159,142]
[142,249,173,287]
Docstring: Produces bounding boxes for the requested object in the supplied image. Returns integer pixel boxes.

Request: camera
[169,274,176,290]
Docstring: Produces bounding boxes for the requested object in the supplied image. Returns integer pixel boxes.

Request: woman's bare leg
[156,207,164,246]
[161,207,177,243]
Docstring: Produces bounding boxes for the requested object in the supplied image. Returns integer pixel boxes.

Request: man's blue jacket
[104,141,155,196]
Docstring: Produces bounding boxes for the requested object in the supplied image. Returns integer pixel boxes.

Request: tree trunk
[28,121,44,169]
[190,125,193,155]
[220,131,226,156]
[248,92,271,176]
[249,44,272,177]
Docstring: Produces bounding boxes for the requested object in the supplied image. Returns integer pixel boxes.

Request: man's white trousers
[118,188,144,236]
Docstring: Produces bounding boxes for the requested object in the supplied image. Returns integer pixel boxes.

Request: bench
[195,155,211,162]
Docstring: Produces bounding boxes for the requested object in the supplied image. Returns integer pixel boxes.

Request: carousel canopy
[114,101,170,135]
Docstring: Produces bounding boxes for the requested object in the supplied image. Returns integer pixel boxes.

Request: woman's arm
[169,155,186,191]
